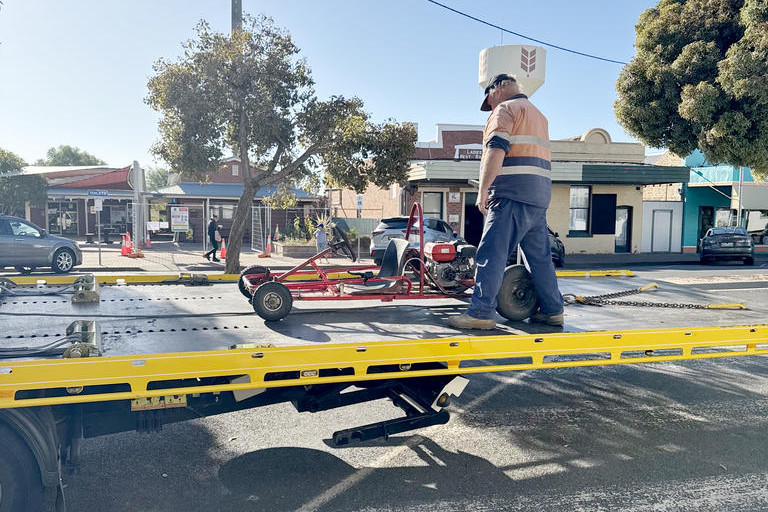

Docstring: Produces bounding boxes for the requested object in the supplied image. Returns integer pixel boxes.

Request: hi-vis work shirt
[483,93,552,208]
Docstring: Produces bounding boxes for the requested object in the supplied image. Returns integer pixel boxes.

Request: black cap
[480,74,517,111]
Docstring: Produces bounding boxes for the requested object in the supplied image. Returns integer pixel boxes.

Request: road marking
[294,372,526,512]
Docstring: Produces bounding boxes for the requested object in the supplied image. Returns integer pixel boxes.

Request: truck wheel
[496,264,538,321]
[0,423,45,512]
[252,281,293,321]
[745,256,754,266]
[238,265,271,299]
[52,248,75,274]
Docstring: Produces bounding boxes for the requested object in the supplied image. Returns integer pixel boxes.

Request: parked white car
[370,216,459,265]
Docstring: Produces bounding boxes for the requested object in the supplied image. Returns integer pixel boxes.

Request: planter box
[272,242,317,258]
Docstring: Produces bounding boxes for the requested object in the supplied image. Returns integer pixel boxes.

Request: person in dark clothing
[203,214,220,262]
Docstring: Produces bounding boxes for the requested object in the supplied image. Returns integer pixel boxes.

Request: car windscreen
[711,228,747,236]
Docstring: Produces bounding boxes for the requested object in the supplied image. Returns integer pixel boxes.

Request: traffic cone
[125,232,133,252]
[144,231,151,249]
[266,234,272,253]
[220,238,227,259]
[274,224,280,241]
[120,234,130,256]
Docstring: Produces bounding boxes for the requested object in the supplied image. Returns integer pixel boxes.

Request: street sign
[88,190,109,197]
[170,207,189,232]
[94,198,103,212]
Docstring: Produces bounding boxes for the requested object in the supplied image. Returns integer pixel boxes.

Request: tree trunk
[224,110,253,274]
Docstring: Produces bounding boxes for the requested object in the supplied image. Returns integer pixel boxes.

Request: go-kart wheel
[331,226,356,262]
[496,264,538,321]
[238,265,271,299]
[252,281,293,321]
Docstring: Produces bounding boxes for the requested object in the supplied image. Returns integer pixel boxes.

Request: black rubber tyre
[0,422,45,512]
[331,226,356,262]
[745,256,755,266]
[14,266,34,275]
[496,264,538,321]
[238,265,271,299]
[52,248,75,274]
[252,281,293,321]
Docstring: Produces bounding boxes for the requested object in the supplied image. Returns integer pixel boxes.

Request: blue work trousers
[467,198,563,319]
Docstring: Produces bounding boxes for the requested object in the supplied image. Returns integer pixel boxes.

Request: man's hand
[476,147,504,216]
[476,190,489,216]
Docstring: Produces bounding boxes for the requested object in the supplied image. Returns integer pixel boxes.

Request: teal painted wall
[682,184,732,246]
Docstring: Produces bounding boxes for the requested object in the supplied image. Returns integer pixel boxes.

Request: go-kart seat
[340,238,410,295]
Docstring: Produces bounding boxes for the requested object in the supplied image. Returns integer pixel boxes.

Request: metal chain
[563,283,746,310]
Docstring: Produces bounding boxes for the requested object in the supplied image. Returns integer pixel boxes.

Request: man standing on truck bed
[448,73,563,330]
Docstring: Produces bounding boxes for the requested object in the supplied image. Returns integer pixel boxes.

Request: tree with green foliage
[145,166,170,191]
[146,15,415,273]
[35,145,106,166]
[615,0,768,178]
[0,149,48,216]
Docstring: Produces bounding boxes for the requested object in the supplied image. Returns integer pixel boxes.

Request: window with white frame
[422,191,443,219]
[231,164,239,176]
[569,186,590,232]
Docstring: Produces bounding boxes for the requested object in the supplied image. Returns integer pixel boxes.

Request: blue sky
[0,0,658,168]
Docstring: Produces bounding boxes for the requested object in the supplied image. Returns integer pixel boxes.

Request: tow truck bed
[0,271,766,511]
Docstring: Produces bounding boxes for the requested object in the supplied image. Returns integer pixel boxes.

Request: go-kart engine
[424,241,477,289]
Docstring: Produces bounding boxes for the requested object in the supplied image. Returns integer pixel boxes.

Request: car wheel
[745,256,754,266]
[14,266,35,275]
[252,281,293,321]
[554,254,564,268]
[52,248,75,274]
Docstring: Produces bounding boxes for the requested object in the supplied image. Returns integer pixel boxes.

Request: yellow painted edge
[0,324,765,409]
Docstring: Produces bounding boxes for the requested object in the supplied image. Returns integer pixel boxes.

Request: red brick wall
[197,160,243,184]
[414,129,482,159]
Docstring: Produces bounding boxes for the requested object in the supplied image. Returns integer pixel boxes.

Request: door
[615,206,632,253]
[651,210,672,252]
[9,218,49,265]
[0,218,14,265]
[463,193,484,247]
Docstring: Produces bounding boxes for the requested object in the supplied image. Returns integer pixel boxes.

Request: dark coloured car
[0,215,83,273]
[508,227,565,268]
[699,226,754,265]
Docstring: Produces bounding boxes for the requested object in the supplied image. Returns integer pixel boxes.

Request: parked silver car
[370,216,459,265]
[0,215,83,273]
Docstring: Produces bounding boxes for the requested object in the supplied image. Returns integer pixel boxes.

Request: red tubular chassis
[238,204,479,321]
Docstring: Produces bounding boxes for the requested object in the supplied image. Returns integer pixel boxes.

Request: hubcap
[57,252,73,270]
[263,292,283,311]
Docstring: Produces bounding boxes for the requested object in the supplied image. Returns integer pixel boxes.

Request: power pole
[231,0,242,33]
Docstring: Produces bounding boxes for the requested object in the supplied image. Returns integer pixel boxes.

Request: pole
[231,0,242,33]
[97,212,102,266]
[737,166,744,227]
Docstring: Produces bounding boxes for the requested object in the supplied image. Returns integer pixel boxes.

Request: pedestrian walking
[203,214,221,262]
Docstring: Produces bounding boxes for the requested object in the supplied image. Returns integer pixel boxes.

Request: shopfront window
[47,201,79,235]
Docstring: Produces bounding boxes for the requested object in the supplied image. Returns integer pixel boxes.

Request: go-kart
[238,203,537,322]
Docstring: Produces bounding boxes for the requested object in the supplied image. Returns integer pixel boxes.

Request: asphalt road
[50,264,768,511]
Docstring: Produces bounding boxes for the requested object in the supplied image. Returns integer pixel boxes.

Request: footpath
[66,239,767,274]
